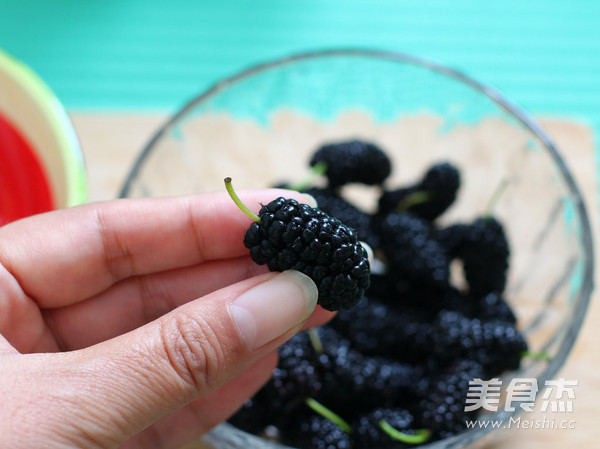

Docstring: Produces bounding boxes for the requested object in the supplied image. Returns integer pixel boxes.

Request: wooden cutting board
[71,113,599,448]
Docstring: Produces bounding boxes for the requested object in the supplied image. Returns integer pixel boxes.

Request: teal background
[0,1,599,138]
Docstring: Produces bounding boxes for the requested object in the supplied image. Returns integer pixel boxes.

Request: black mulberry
[227,396,269,436]
[354,408,422,449]
[378,161,460,220]
[432,223,472,258]
[472,291,517,324]
[330,297,432,363]
[241,196,371,311]
[460,217,510,296]
[419,359,485,439]
[379,212,450,289]
[310,139,392,188]
[317,326,425,412]
[431,310,527,377]
[433,217,510,296]
[282,412,353,449]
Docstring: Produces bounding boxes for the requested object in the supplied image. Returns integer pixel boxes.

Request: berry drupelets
[473,291,516,324]
[432,223,471,258]
[227,396,269,436]
[378,212,450,289]
[315,326,426,413]
[265,332,324,415]
[283,413,353,449]
[304,187,380,249]
[225,178,370,311]
[330,296,432,362]
[430,309,527,377]
[281,399,353,449]
[310,139,392,188]
[419,359,485,439]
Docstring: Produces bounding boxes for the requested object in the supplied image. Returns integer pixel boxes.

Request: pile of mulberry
[226,140,529,449]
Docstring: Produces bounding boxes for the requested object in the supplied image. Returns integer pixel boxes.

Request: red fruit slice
[0,113,54,225]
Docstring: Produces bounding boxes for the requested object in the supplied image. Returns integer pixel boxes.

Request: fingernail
[230,271,318,350]
[300,193,318,208]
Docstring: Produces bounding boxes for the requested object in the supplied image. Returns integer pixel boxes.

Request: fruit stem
[305,398,352,434]
[521,350,552,361]
[290,161,328,192]
[308,328,324,355]
[224,177,261,223]
[396,190,432,213]
[379,421,431,444]
[484,178,510,219]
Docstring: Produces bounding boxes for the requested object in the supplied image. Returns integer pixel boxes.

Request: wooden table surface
[71,113,599,448]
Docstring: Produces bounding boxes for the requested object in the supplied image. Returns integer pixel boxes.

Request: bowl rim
[119,48,595,448]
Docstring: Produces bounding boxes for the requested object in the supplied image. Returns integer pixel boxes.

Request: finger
[123,352,278,449]
[67,271,317,447]
[0,189,316,308]
[44,259,334,352]
[0,334,19,355]
[44,256,268,351]
[0,264,60,353]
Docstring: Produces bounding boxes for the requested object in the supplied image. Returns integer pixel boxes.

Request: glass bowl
[120,49,594,449]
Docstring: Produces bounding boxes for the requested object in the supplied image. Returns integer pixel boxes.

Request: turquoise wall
[1,1,598,135]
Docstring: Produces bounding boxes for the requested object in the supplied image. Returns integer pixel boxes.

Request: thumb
[75,270,317,444]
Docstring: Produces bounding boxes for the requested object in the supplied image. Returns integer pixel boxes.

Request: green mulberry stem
[396,190,433,213]
[522,350,552,361]
[484,178,510,219]
[224,177,261,223]
[379,421,431,444]
[305,398,352,434]
[308,328,324,355]
[289,161,328,192]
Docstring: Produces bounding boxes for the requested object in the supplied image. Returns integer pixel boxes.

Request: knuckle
[159,312,227,392]
[95,206,138,282]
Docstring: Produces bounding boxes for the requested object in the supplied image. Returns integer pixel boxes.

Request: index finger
[0,189,316,307]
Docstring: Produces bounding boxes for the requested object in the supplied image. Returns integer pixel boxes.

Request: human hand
[0,189,334,448]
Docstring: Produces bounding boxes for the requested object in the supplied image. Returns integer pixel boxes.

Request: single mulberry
[282,411,353,449]
[263,332,324,415]
[226,179,371,311]
[378,185,419,217]
[227,396,269,436]
[354,408,425,449]
[378,161,460,220]
[460,217,510,296]
[434,217,510,296]
[419,359,484,439]
[330,296,432,363]
[431,309,527,377]
[472,291,516,324]
[379,212,450,289]
[310,139,392,188]
[432,223,472,258]
[317,326,425,412]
